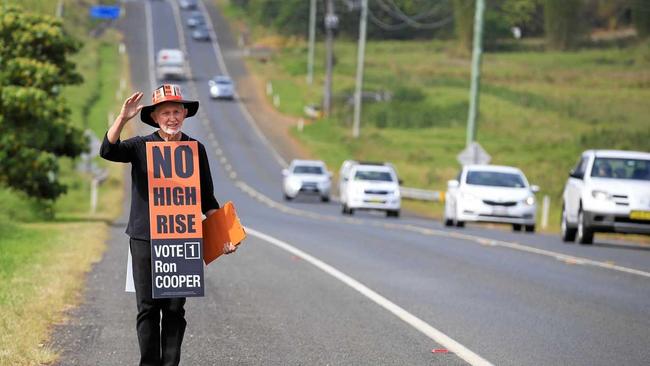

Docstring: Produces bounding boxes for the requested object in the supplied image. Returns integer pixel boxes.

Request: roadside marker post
[541,195,550,229]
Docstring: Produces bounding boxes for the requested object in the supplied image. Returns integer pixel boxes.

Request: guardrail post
[541,195,550,229]
[90,178,99,214]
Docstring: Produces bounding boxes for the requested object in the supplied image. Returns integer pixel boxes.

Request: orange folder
[202,201,246,265]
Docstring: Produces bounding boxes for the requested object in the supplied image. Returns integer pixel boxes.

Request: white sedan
[209,76,235,99]
[282,160,332,202]
[444,165,539,232]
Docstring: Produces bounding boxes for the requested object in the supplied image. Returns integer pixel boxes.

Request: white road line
[197,0,288,167]
[169,0,193,81]
[145,0,155,90]
[245,227,493,366]
[233,179,650,280]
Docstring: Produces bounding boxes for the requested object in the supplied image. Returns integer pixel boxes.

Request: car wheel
[321,196,330,202]
[283,193,293,201]
[560,205,576,242]
[577,208,594,245]
[455,220,465,228]
[443,217,453,227]
[342,204,354,215]
[386,210,399,218]
[512,224,522,232]
[525,225,535,233]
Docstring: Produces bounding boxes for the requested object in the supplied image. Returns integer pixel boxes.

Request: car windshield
[466,171,526,188]
[354,170,394,182]
[293,165,324,175]
[591,157,650,180]
[216,79,231,85]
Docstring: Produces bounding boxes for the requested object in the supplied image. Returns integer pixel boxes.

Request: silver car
[208,76,235,99]
[186,12,204,28]
[179,0,198,10]
[282,160,332,202]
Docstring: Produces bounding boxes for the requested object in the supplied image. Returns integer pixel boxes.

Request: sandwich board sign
[146,141,204,298]
[457,142,491,166]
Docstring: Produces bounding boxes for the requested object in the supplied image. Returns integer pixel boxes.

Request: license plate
[630,211,650,221]
[492,207,507,215]
[368,198,385,203]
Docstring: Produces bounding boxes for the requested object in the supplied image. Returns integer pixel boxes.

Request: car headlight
[591,190,611,201]
[288,178,301,190]
[524,195,535,205]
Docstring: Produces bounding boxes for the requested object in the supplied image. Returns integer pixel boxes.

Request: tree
[631,0,650,38]
[501,0,544,36]
[0,6,85,201]
[453,0,476,50]
[544,0,584,50]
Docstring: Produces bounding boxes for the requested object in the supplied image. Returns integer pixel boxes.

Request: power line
[368,0,460,30]
[368,7,414,30]
[381,0,451,21]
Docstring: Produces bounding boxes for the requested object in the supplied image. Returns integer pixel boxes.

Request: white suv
[339,161,401,217]
[282,159,331,202]
[561,150,650,244]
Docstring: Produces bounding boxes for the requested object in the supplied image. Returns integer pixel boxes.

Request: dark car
[191,26,210,41]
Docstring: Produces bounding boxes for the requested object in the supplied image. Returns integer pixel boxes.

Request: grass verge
[0,2,127,364]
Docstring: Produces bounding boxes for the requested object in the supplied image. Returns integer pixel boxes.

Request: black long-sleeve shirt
[100,131,220,240]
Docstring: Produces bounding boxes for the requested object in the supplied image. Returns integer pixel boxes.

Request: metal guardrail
[400,187,444,202]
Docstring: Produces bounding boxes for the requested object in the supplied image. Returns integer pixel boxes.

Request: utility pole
[465,0,485,150]
[307,0,316,85]
[323,0,337,117]
[352,0,368,138]
[56,0,64,18]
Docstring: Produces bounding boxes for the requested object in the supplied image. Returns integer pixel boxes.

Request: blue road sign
[89,5,121,20]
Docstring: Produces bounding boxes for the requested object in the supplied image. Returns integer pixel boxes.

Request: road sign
[457,142,491,165]
[89,5,120,20]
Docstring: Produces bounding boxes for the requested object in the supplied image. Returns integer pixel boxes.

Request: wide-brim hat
[140,84,199,127]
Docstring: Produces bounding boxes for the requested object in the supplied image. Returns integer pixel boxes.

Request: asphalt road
[52,1,650,365]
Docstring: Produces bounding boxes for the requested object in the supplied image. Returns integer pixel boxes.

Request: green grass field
[0,2,127,364]
[228,4,650,228]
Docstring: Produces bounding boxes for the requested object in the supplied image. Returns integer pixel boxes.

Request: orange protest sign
[202,201,246,265]
[146,141,204,298]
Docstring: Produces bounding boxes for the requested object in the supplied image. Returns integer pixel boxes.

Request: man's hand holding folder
[202,201,246,265]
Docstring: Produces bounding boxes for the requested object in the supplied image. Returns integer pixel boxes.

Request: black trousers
[130,238,187,366]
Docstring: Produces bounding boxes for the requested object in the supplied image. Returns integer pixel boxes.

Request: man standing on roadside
[100,84,237,366]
